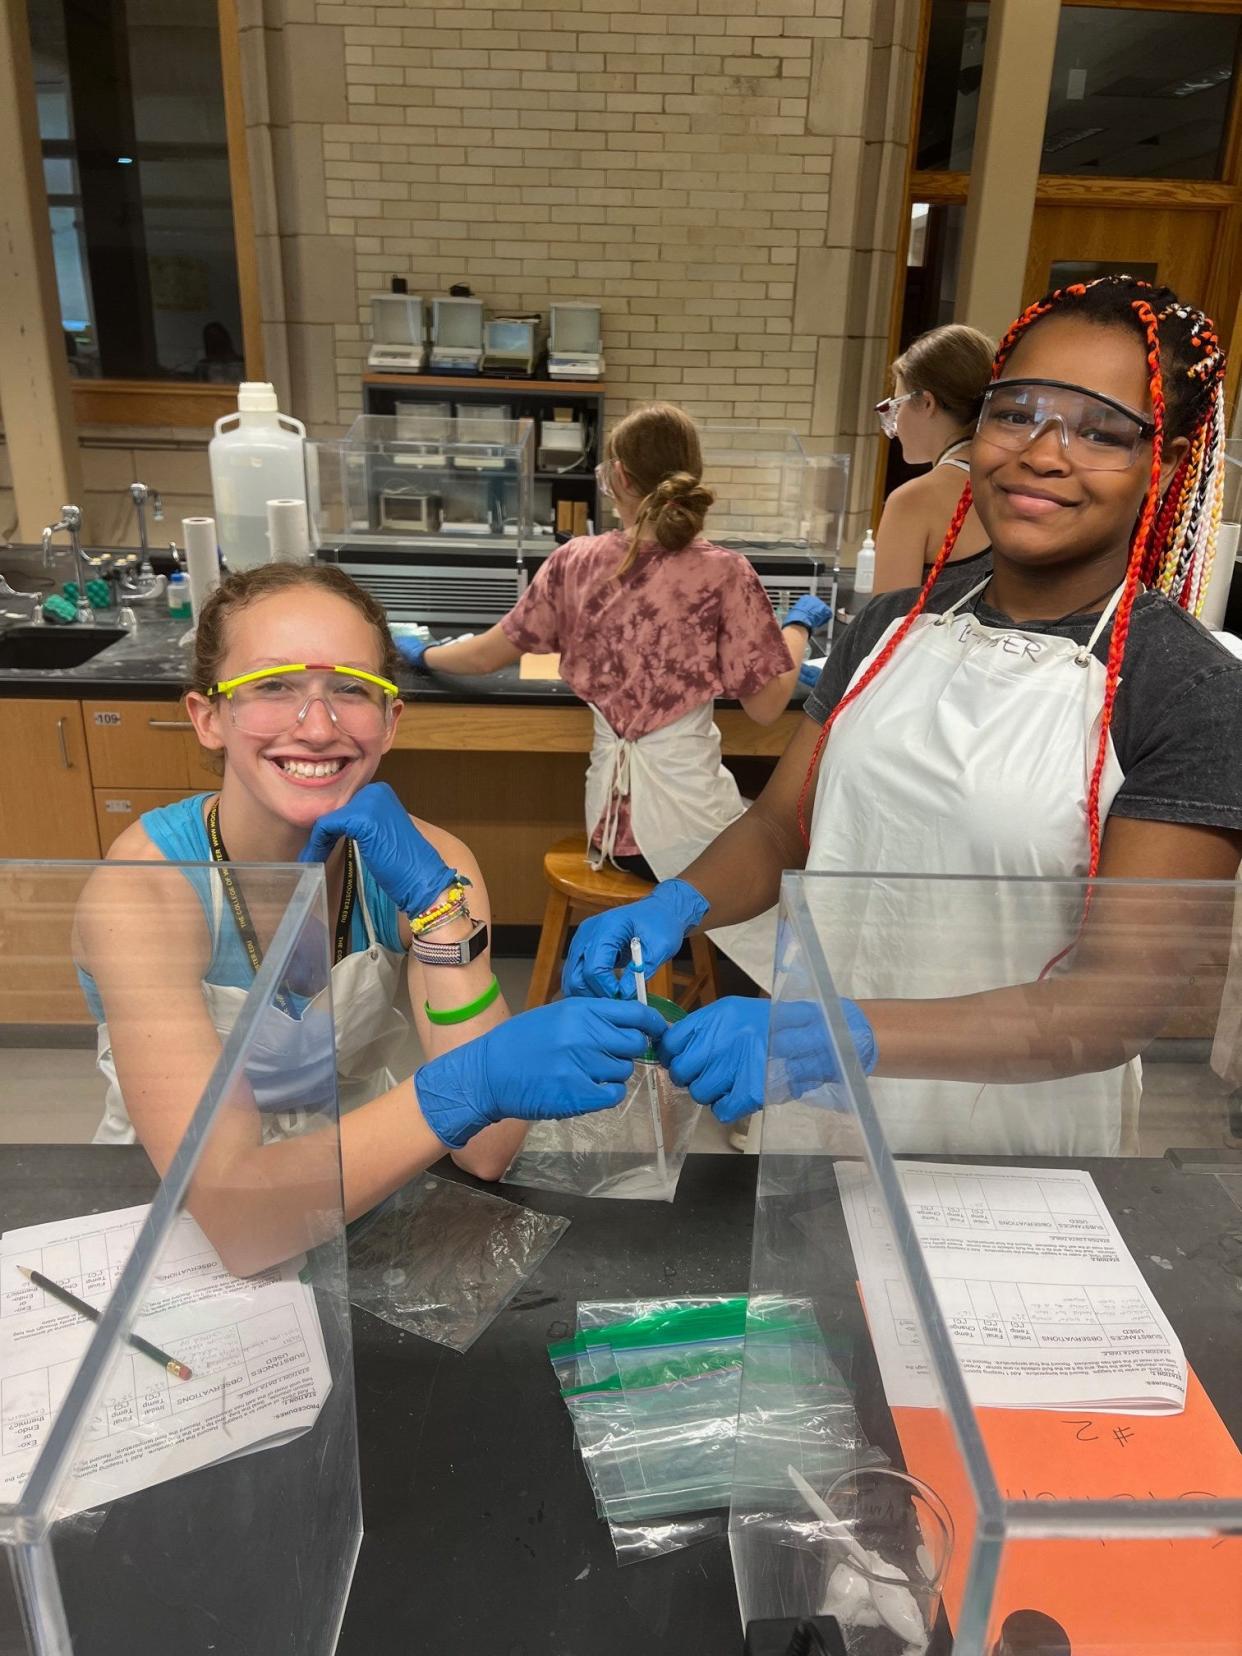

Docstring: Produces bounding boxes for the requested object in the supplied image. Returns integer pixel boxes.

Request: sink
[0,625,128,670]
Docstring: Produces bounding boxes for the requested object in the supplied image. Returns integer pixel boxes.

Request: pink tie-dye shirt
[501,530,793,854]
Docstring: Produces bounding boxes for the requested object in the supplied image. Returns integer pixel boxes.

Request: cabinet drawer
[83,700,218,790]
[0,700,99,859]
[95,789,199,853]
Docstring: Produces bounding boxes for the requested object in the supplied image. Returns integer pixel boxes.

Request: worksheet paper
[0,1204,331,1515]
[836,1162,1186,1413]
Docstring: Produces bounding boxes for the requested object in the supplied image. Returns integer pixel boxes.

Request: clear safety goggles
[211,664,399,739]
[594,458,615,499]
[976,378,1156,472]
[874,390,921,439]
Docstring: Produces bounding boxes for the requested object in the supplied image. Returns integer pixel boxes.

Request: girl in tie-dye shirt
[406,404,821,874]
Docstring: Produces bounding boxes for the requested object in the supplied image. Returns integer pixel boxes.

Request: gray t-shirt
[805,553,1242,833]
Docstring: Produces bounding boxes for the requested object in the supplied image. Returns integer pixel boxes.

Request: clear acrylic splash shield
[612,422,849,564]
[306,411,535,554]
[731,871,1242,1655]
[0,860,361,1656]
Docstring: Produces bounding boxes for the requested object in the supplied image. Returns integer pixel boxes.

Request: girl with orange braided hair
[564,275,1242,1154]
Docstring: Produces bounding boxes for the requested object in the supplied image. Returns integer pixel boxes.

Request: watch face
[413,921,488,965]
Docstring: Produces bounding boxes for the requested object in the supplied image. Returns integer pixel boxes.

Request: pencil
[16,1265,193,1381]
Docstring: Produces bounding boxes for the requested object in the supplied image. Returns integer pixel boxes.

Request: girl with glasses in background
[872,323,995,593]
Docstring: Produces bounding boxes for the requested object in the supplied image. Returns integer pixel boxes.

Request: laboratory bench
[0,602,810,1021]
[1,1146,1238,1655]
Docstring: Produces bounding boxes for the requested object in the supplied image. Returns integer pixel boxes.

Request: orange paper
[519,652,562,680]
[892,1370,1242,1652]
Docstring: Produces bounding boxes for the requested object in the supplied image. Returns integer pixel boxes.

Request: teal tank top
[78,793,403,1018]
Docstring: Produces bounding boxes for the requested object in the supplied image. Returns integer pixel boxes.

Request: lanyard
[206,801,357,1011]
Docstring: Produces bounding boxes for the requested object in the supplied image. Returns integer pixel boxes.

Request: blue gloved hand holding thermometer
[561,878,710,999]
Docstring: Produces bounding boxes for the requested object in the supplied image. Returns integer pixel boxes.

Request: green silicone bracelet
[425,974,501,1026]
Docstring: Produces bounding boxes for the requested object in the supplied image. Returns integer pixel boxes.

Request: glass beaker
[819,1466,954,1654]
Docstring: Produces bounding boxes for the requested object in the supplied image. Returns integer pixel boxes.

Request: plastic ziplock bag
[728,1297,884,1509]
[502,1062,698,1201]
[729,1294,891,1633]
[502,996,697,1202]
[544,1299,728,1562]
[347,1173,568,1353]
[553,1298,881,1565]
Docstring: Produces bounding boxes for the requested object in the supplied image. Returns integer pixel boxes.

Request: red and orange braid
[1081,298,1164,879]
[1036,298,1165,976]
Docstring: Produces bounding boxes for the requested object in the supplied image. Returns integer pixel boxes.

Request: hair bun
[649,471,715,551]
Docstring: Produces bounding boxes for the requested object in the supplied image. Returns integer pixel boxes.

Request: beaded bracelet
[425,974,501,1026]
[410,879,471,937]
[416,896,471,937]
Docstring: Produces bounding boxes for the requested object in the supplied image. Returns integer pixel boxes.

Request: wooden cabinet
[0,700,100,859]
[0,703,101,1024]
[83,698,218,790]
[95,788,197,852]
[0,697,208,1023]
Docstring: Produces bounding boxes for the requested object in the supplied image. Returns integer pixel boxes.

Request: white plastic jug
[208,383,307,571]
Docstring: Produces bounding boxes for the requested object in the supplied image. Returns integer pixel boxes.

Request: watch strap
[410,919,489,967]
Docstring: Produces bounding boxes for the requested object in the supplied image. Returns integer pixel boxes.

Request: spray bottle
[854,528,876,599]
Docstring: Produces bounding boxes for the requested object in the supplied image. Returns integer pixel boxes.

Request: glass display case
[0,860,360,1656]
[307,413,536,624]
[697,426,848,562]
[733,871,1242,1654]
[599,424,850,610]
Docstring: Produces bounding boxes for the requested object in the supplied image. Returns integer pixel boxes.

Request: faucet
[42,504,92,625]
[91,553,137,630]
[129,482,157,573]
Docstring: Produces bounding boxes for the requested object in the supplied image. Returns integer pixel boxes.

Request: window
[916,2,1241,181]
[916,1,989,172]
[1043,8,1240,179]
[29,0,245,383]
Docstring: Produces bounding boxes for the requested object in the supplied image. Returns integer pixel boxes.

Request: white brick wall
[236,0,920,539]
[320,0,841,431]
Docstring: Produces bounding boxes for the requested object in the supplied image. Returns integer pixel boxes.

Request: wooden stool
[526,834,719,1011]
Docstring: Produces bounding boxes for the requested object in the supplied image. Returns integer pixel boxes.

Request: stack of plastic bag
[549,1296,877,1563]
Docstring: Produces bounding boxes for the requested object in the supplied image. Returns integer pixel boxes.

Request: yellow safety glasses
[211,663,399,739]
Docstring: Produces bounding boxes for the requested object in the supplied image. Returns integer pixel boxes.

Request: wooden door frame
[882,0,1242,520]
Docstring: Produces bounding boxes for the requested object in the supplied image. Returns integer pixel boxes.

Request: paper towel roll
[266,498,311,564]
[182,517,221,621]
[1198,520,1241,632]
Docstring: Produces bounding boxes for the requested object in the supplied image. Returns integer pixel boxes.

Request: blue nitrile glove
[299,781,454,918]
[798,660,823,690]
[395,635,433,670]
[657,995,878,1124]
[783,594,832,633]
[414,997,668,1148]
[561,878,710,1000]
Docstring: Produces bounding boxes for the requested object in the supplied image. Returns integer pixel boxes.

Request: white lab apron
[93,856,408,1145]
[584,700,777,988]
[806,575,1139,1156]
